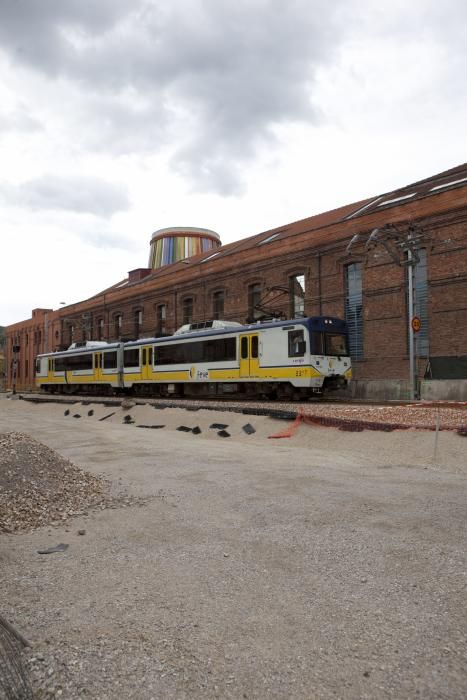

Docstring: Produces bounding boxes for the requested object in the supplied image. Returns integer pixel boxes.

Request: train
[34,316,352,399]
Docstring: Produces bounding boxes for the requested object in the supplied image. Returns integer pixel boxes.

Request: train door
[239,333,259,378]
[94,352,103,382]
[141,345,153,381]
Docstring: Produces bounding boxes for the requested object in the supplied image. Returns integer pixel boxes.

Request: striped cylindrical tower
[148,227,221,269]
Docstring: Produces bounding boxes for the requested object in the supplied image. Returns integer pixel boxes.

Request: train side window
[103,351,118,369]
[147,347,153,366]
[311,331,325,355]
[251,336,259,358]
[142,348,147,365]
[288,330,305,357]
[55,357,67,372]
[124,348,140,367]
[241,337,248,359]
[48,359,52,372]
[65,353,93,371]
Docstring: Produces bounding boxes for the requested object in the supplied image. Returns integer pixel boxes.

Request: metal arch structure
[60,312,93,348]
[346,222,430,265]
[251,286,290,321]
[346,222,432,400]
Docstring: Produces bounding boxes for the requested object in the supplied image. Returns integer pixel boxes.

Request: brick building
[5,163,467,399]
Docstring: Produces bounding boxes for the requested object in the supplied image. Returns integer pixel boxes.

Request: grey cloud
[76,94,169,154]
[0,0,128,74]
[0,105,42,134]
[0,1,345,193]
[76,229,135,252]
[1,175,130,216]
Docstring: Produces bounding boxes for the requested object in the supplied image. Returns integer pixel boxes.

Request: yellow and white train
[35,316,352,399]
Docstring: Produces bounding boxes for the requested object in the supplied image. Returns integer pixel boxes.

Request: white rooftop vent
[174,320,243,335]
[257,232,281,245]
[430,177,467,191]
[201,252,221,262]
[344,196,383,219]
[377,193,416,207]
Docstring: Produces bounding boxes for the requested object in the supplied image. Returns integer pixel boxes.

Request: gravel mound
[0,432,109,533]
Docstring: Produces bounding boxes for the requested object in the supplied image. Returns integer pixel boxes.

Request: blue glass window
[345,263,363,360]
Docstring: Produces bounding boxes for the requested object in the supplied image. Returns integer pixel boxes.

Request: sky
[1,0,466,326]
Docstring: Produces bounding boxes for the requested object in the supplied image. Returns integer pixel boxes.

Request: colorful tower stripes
[148,227,221,269]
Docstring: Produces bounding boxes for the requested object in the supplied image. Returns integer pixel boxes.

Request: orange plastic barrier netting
[268,413,303,439]
[266,408,456,438]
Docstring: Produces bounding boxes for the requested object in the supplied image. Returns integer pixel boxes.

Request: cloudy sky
[1,0,466,326]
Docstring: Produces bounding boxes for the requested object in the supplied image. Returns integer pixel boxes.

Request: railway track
[14,390,467,410]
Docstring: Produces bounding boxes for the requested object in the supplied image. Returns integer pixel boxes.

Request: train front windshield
[311,331,349,356]
[324,333,348,356]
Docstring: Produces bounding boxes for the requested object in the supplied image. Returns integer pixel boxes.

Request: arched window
[114,314,122,339]
[156,304,167,335]
[289,274,305,317]
[248,283,261,321]
[182,298,193,325]
[212,291,225,320]
[134,309,143,337]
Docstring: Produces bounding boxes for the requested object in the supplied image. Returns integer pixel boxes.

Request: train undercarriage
[41,377,347,400]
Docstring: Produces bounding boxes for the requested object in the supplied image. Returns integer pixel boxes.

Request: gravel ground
[1,395,466,699]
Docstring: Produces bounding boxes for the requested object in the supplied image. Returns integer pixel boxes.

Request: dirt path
[1,396,466,699]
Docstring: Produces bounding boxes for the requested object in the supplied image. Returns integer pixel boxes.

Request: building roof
[343,162,467,219]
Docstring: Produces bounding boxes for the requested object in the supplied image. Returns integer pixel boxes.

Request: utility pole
[12,342,20,395]
[407,248,416,400]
